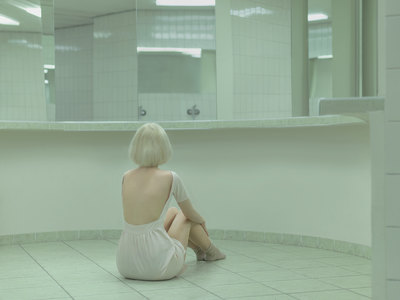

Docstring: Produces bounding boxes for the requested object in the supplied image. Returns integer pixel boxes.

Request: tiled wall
[138,93,216,121]
[55,25,93,121]
[230,0,292,119]
[0,32,46,121]
[308,22,332,59]
[384,0,400,298]
[136,9,216,50]
[136,9,216,121]
[92,11,138,121]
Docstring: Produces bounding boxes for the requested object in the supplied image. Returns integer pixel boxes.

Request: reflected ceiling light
[137,47,202,58]
[317,55,333,59]
[0,14,19,25]
[156,0,215,6]
[8,1,41,17]
[22,7,41,18]
[230,7,273,18]
[308,13,328,22]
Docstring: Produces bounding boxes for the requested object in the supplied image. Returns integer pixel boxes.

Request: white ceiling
[0,0,330,33]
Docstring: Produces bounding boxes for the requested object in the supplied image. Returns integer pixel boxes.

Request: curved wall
[0,124,371,246]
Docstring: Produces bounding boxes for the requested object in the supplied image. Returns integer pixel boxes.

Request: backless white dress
[116,171,189,280]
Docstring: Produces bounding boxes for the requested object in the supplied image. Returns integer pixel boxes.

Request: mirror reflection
[0,0,47,121]
[136,0,216,121]
[0,0,378,123]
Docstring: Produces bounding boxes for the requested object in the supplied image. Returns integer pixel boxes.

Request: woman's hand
[201,222,209,236]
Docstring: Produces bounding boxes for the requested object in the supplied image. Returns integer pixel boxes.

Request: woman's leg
[164,207,179,232]
[188,224,211,251]
[167,210,192,249]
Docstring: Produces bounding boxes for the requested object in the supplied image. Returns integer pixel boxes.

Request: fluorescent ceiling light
[44,64,55,69]
[0,14,19,25]
[317,55,333,59]
[156,0,215,6]
[137,47,202,58]
[231,7,273,18]
[308,13,328,22]
[23,7,41,18]
[8,1,41,18]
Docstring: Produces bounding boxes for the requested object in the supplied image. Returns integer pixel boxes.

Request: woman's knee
[176,210,192,225]
[167,207,179,216]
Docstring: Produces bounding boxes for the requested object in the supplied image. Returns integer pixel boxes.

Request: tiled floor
[0,239,371,300]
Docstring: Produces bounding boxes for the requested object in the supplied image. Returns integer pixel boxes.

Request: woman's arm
[177,199,205,224]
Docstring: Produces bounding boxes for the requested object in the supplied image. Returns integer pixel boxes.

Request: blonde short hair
[129,123,172,167]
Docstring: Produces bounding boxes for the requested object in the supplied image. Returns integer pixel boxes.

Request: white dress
[116,171,189,280]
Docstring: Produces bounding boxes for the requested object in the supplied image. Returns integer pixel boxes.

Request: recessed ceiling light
[318,55,333,59]
[137,47,202,58]
[22,7,41,18]
[308,13,328,22]
[156,0,215,6]
[0,14,19,26]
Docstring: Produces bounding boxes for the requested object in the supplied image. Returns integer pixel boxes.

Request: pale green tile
[301,236,319,248]
[0,235,13,245]
[0,275,58,290]
[315,256,370,266]
[102,230,122,239]
[239,269,306,282]
[0,285,69,299]
[224,230,245,241]
[281,233,301,246]
[123,276,195,291]
[353,244,371,259]
[58,231,79,241]
[341,263,371,274]
[319,238,335,251]
[13,233,36,244]
[62,281,133,297]
[220,261,279,273]
[208,229,224,239]
[264,278,338,294]
[74,292,146,300]
[245,231,265,242]
[294,266,359,278]
[142,287,220,300]
[291,289,370,300]
[334,240,356,255]
[36,232,58,242]
[182,271,252,287]
[349,287,371,297]
[79,230,102,240]
[320,275,370,289]
[207,282,279,298]
[238,295,296,300]
[264,232,282,244]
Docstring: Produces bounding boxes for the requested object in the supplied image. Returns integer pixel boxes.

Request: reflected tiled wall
[384,0,400,298]
[230,0,292,119]
[92,11,138,121]
[0,32,46,121]
[308,22,332,59]
[55,25,93,121]
[138,93,216,121]
[136,8,216,121]
[136,9,216,50]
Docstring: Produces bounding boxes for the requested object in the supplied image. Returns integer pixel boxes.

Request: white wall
[0,32,47,121]
[0,125,371,247]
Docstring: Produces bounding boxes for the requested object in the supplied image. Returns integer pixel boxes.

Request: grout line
[61,241,150,300]
[18,244,74,300]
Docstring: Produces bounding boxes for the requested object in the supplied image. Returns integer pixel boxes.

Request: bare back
[122,168,173,225]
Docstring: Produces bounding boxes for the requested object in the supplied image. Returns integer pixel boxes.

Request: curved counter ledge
[0,115,367,131]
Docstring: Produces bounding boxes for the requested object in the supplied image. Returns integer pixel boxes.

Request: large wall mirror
[0,0,377,122]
